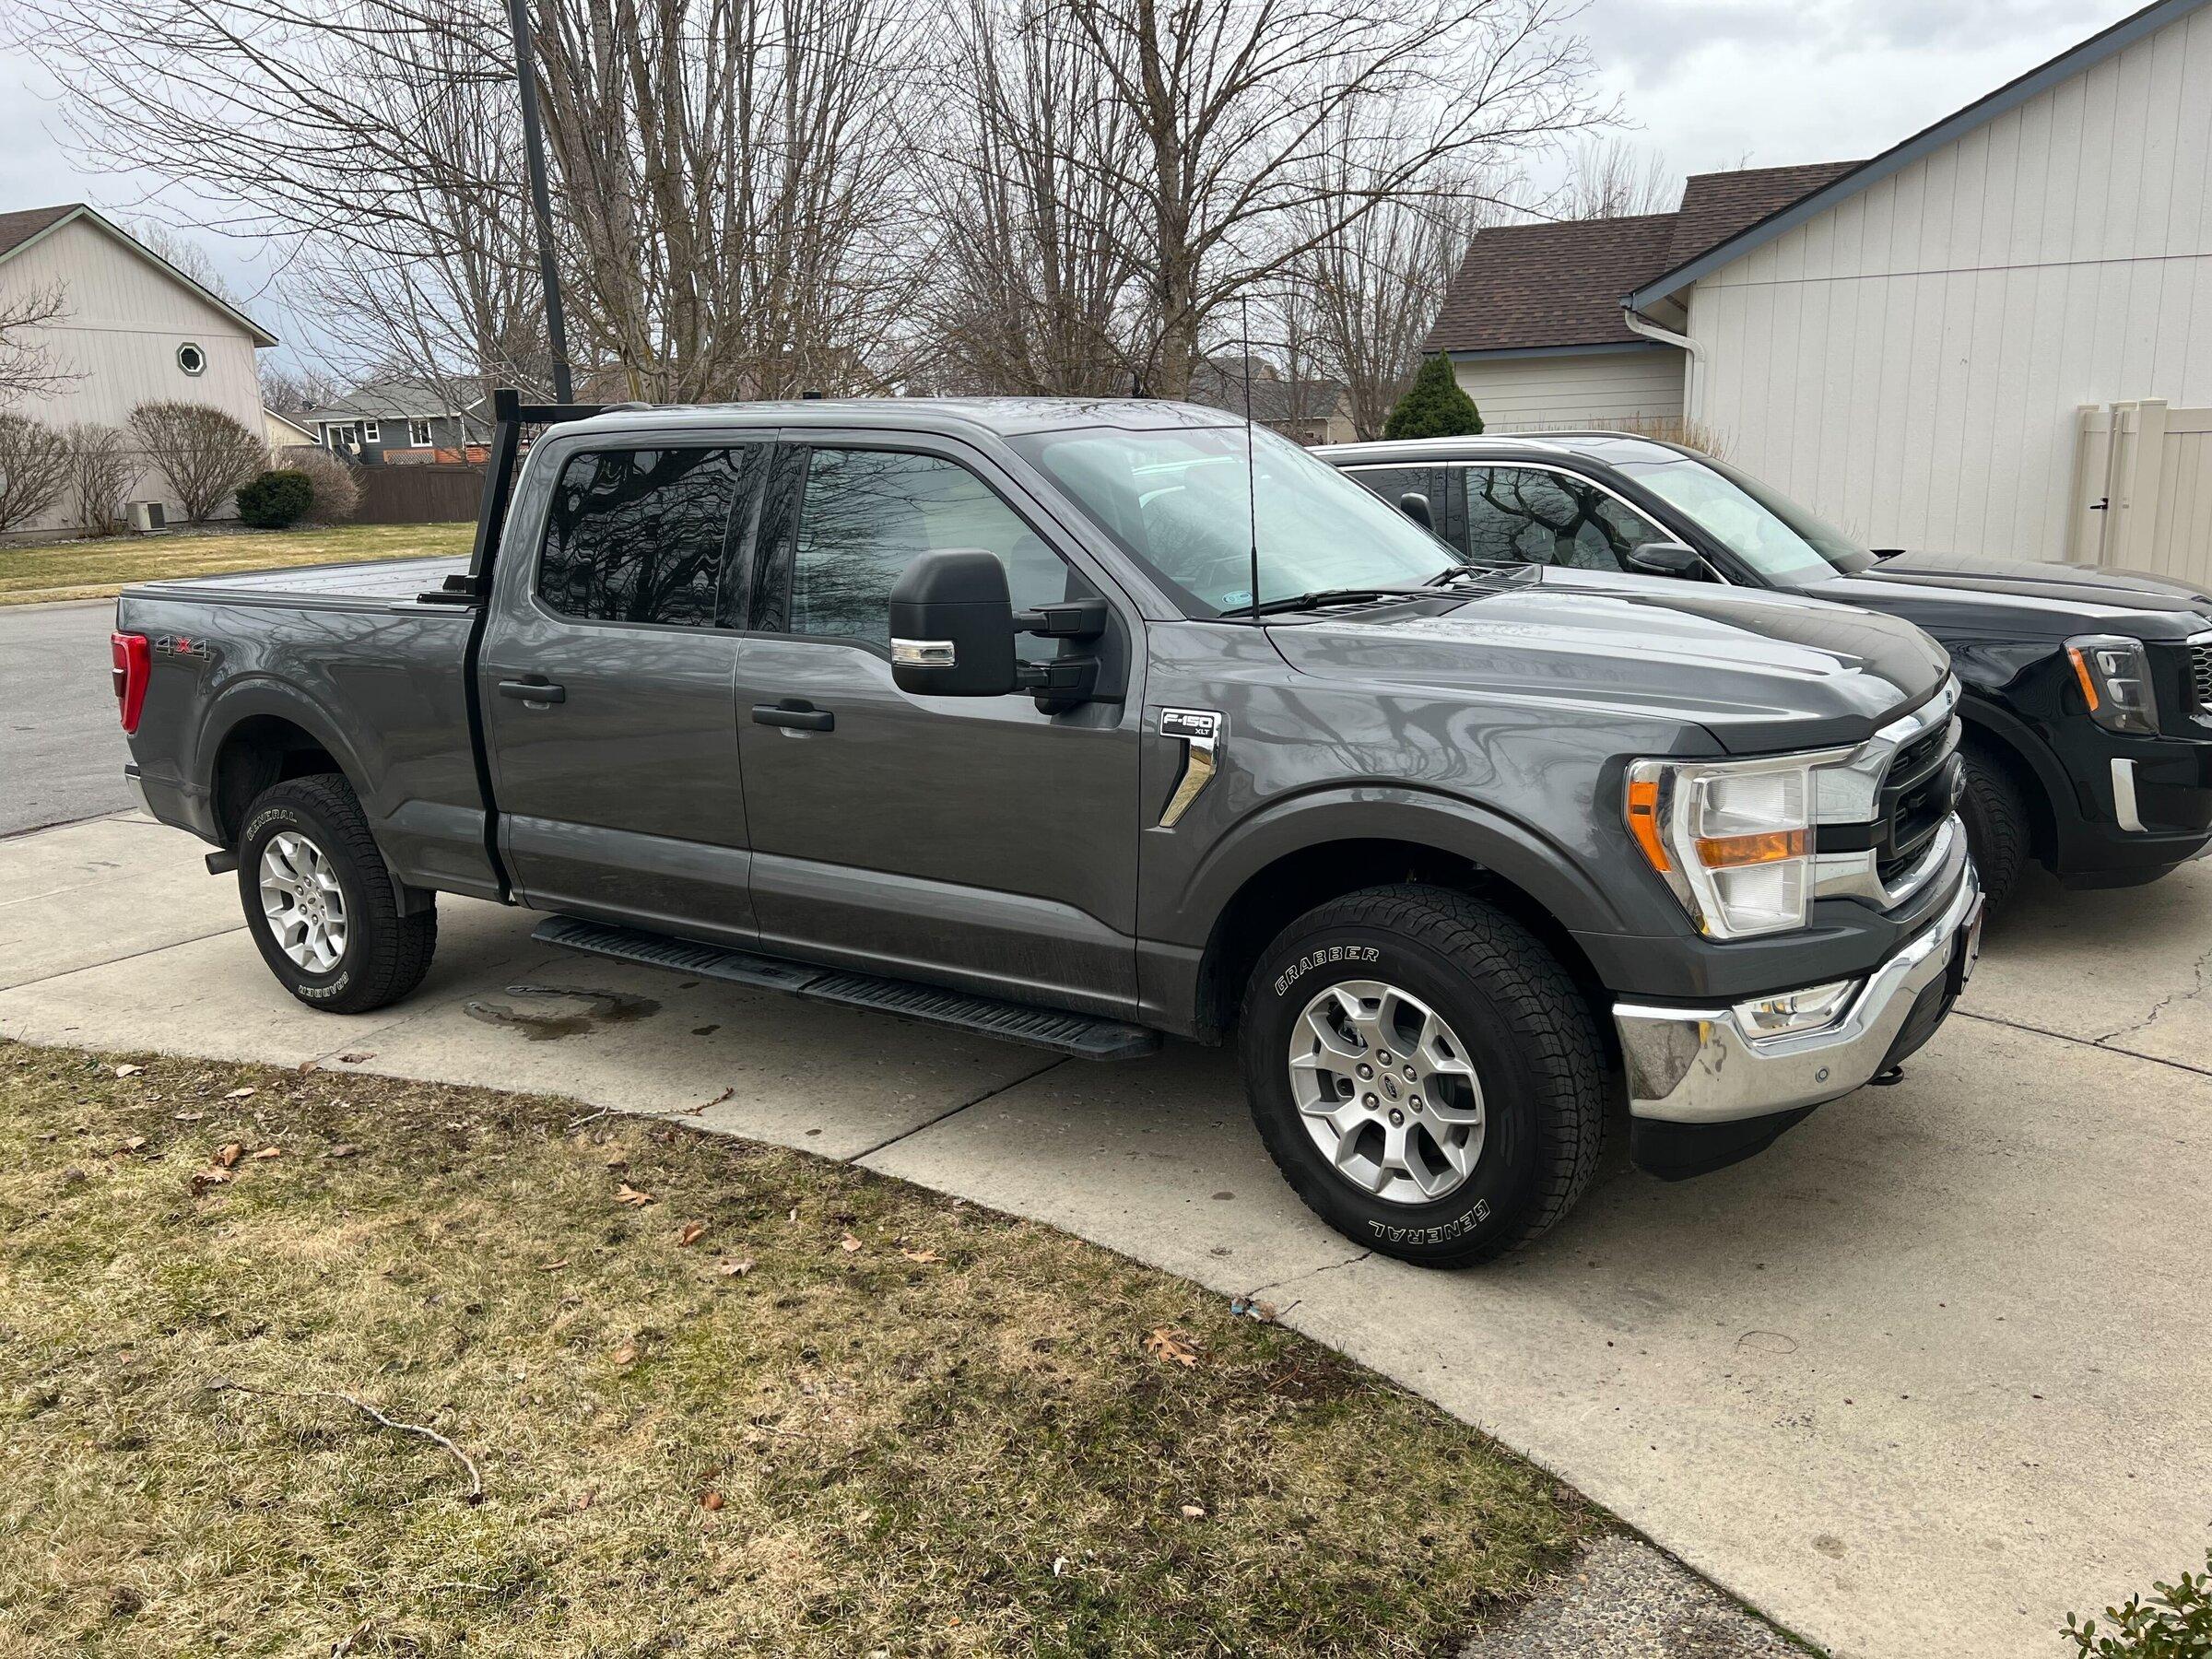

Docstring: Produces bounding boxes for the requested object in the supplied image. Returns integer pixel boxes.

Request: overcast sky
[0,0,2155,368]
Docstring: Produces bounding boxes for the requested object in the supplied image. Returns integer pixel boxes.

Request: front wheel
[236,774,436,1014]
[1958,741,2030,909]
[1239,884,1606,1268]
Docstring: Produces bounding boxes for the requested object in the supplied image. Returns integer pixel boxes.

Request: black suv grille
[2189,641,2212,709]
[1874,717,1960,888]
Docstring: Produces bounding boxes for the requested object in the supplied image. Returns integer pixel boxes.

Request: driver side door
[730,435,1145,1017]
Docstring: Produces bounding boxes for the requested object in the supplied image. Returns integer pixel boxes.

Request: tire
[235,773,436,1014]
[1958,741,2030,910]
[1238,884,1606,1268]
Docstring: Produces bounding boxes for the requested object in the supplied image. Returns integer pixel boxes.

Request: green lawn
[0,1041,1591,1656]
[0,522,474,606]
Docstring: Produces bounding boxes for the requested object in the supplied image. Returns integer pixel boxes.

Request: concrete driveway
[3,812,2206,1659]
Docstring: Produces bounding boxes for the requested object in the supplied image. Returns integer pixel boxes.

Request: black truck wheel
[236,774,437,1014]
[1239,884,1606,1267]
[1958,741,2030,909]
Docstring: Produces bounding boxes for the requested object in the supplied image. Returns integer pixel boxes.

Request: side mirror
[889,549,1018,696]
[1626,540,1703,578]
[1397,490,1434,532]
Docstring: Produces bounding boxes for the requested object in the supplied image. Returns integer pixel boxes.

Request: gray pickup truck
[113,394,1983,1265]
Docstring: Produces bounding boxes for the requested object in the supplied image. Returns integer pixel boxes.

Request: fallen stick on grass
[207,1376,484,1504]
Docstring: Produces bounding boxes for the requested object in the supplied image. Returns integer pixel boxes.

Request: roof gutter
[1620,307,1701,423]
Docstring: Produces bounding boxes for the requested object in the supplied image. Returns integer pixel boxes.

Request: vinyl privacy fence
[2070,400,2212,585]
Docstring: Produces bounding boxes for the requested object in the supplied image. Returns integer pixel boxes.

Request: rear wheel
[1239,884,1606,1267]
[1958,741,2030,909]
[236,774,436,1014]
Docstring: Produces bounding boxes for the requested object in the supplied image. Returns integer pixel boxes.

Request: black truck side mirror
[888,549,1110,707]
[1397,490,1435,532]
[889,550,1020,696]
[1626,540,1703,578]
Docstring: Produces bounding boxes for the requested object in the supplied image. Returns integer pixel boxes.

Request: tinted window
[1464,467,1666,571]
[1344,465,1464,551]
[539,447,751,626]
[771,447,1080,658]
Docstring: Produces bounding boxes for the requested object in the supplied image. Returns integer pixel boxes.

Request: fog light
[1734,979,1857,1038]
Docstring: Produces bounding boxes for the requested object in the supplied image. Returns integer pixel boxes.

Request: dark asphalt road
[0,599,135,837]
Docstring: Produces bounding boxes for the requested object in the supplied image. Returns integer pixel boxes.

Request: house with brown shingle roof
[1426,0,2212,567]
[1426,163,1856,435]
[1,203,277,533]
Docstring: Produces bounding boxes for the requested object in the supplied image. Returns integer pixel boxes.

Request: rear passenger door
[730,436,1142,1016]
[480,438,768,938]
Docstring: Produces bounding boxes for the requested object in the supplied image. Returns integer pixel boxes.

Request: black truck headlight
[2066,635,2158,735]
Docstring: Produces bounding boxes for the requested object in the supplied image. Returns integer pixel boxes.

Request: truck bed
[124,555,466,608]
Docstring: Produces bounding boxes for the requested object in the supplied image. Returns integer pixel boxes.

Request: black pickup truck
[112,394,1982,1265]
[1326,432,2212,904]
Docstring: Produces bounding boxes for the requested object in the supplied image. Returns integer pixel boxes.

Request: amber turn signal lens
[1625,776,1671,872]
[2066,645,2100,712]
[1694,827,1812,868]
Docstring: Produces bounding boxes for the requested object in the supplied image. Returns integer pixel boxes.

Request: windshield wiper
[1246,586,1436,617]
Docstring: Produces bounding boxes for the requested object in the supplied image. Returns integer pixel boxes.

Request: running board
[531,915,1162,1061]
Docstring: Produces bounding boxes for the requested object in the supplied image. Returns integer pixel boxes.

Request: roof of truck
[550,396,1250,442]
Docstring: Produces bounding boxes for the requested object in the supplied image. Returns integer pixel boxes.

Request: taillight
[111,631,149,733]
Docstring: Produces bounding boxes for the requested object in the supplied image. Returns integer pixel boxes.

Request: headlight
[2065,635,2158,735]
[1625,754,1817,938]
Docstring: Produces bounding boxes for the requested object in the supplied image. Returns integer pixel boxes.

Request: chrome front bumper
[1614,845,1983,1125]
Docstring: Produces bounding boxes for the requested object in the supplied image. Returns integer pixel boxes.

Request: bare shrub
[62,422,137,534]
[125,401,265,523]
[0,414,72,534]
[280,445,360,524]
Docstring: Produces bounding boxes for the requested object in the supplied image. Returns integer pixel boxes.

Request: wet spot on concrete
[465,984,662,1041]
[1813,1535,1845,1559]
[1211,1191,1234,1201]
[691,1024,720,1036]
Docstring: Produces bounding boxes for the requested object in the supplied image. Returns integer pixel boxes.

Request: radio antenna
[1241,294,1261,620]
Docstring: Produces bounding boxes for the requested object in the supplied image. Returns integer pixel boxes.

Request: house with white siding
[0,203,276,532]
[1425,0,2212,577]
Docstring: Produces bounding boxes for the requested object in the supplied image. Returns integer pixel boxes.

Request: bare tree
[0,282,71,407]
[1562,136,1677,218]
[61,422,137,534]
[259,363,347,416]
[120,218,244,303]
[1288,168,1504,438]
[919,0,1145,394]
[0,414,72,532]
[1053,0,1601,395]
[127,402,265,523]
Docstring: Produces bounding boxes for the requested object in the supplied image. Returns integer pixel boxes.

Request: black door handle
[752,699,834,732]
[499,678,567,703]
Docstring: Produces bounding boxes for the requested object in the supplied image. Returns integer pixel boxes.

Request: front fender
[1152,782,1638,948]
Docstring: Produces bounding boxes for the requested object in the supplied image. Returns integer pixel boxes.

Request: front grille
[2189,641,2212,709]
[1874,716,1960,889]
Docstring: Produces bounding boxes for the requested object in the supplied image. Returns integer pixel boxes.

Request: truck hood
[1265,565,1949,754]
[1805,552,2212,643]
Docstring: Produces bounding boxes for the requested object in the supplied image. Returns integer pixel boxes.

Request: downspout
[1621,306,1702,427]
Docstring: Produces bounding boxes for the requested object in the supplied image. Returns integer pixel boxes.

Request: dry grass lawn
[0,1041,1590,1656]
[0,523,473,606]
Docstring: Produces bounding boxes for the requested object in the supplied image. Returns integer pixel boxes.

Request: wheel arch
[1957,695,2064,864]
[1177,795,1625,1053]
[203,686,370,849]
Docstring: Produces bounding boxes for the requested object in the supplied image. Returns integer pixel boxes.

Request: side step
[531,915,1162,1062]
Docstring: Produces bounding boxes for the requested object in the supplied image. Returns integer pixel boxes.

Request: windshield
[1613,451,1875,582]
[1010,423,1464,616]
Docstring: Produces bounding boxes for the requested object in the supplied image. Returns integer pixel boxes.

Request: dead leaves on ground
[676,1222,708,1248]
[1144,1328,1200,1369]
[613,1183,655,1207]
[214,1143,244,1169]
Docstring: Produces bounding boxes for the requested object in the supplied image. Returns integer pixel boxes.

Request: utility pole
[505,0,574,403]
